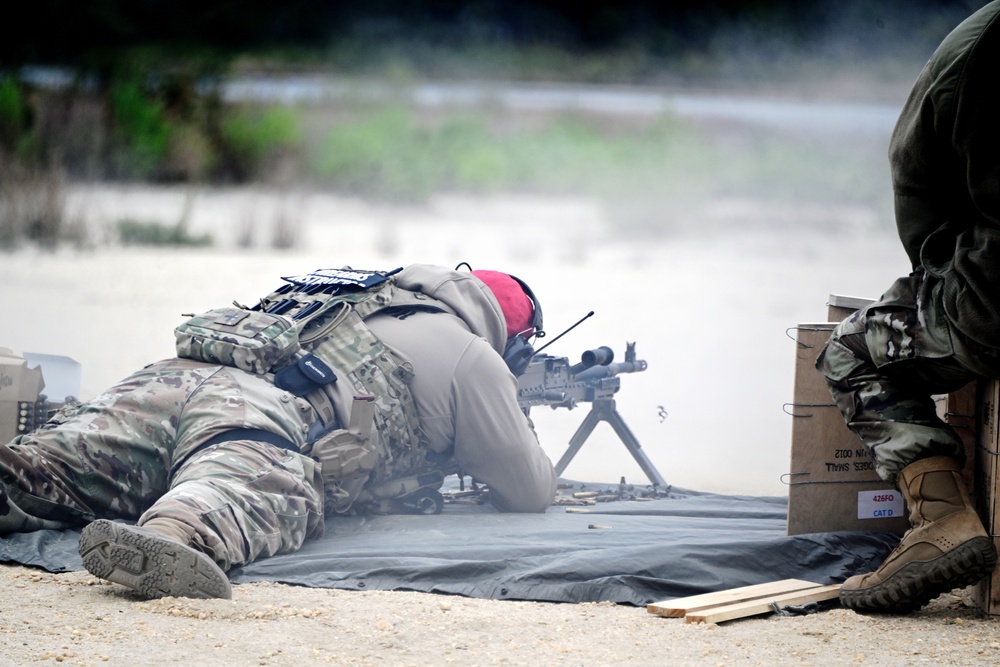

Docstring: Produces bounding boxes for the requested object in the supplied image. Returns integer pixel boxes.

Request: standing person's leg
[818,283,971,485]
[79,439,325,599]
[818,273,995,612]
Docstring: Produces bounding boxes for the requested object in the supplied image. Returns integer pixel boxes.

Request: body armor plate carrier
[174,267,456,515]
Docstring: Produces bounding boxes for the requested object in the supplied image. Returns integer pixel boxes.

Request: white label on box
[857,490,905,520]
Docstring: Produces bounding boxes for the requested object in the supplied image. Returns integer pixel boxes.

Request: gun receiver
[517,342,666,487]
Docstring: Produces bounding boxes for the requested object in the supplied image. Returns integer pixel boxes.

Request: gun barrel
[573,359,647,381]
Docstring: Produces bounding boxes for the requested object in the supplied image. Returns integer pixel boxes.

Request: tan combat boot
[840,456,996,613]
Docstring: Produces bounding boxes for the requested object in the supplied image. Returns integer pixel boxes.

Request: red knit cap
[471,270,535,338]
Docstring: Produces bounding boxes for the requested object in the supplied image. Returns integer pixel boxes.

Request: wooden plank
[685,585,841,625]
[646,579,821,618]
[974,378,1000,615]
[933,381,978,497]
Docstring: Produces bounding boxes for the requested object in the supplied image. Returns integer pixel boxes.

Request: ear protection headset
[501,274,545,377]
[456,263,545,377]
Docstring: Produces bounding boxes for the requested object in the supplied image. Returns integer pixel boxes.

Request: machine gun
[517,342,667,487]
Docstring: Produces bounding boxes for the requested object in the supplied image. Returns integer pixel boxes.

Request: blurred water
[18,63,904,138]
[18,67,901,138]
[221,76,901,137]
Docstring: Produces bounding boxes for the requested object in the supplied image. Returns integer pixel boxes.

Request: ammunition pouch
[308,395,379,513]
[174,307,299,375]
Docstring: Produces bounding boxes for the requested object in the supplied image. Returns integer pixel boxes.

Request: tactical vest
[174,267,455,514]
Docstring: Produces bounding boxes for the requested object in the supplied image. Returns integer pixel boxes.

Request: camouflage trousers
[0,358,325,570]
[817,270,1000,486]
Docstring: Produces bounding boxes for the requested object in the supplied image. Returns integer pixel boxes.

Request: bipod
[553,397,667,487]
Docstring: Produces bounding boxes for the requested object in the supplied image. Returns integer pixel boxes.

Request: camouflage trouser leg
[0,397,174,526]
[138,440,325,571]
[816,272,975,487]
[0,359,250,526]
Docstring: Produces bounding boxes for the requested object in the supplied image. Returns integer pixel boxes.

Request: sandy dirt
[6,187,997,665]
[1,564,998,666]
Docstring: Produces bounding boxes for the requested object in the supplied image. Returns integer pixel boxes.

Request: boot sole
[840,535,997,614]
[78,519,232,600]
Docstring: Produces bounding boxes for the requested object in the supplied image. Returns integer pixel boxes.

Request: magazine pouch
[175,307,300,375]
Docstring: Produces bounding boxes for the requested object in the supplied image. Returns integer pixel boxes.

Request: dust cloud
[0,185,912,496]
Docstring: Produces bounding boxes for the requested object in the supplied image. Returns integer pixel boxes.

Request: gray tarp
[0,486,898,606]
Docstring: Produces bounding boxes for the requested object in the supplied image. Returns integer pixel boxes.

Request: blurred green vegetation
[109,79,172,178]
[116,218,213,247]
[4,0,969,249]
[0,63,892,248]
[221,106,303,180]
[310,107,719,203]
[0,75,30,151]
[304,101,889,233]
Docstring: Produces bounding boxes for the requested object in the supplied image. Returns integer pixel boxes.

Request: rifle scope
[570,346,614,375]
[581,346,614,367]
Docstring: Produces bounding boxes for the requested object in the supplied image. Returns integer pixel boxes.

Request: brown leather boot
[840,456,996,613]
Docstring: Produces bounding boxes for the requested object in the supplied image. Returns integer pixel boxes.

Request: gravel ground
[1,564,998,667]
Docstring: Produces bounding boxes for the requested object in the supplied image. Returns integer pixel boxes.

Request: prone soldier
[0,264,557,599]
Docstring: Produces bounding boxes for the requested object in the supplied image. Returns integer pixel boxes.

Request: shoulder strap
[253,266,457,333]
[386,288,458,318]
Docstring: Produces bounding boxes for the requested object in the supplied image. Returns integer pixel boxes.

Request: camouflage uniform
[0,264,555,580]
[816,270,1000,486]
[0,358,325,570]
[817,0,1000,488]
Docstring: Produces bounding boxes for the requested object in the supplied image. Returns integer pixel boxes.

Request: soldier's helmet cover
[470,270,537,339]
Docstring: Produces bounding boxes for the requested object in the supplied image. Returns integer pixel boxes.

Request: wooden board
[684,585,841,625]
[646,579,820,618]
[648,579,841,624]
[974,378,1000,616]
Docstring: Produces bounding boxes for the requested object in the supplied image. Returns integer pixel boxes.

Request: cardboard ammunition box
[786,322,912,535]
[974,378,1000,615]
[826,294,875,323]
[786,295,978,536]
[0,348,45,444]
